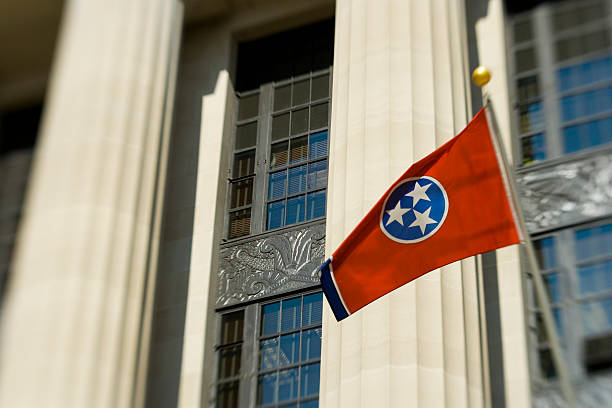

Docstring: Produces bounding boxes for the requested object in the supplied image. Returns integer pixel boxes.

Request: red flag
[320,108,522,321]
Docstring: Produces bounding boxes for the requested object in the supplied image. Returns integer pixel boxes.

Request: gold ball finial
[472,66,491,87]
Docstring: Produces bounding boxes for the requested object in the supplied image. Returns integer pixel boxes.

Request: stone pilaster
[322,1,484,407]
[0,0,183,407]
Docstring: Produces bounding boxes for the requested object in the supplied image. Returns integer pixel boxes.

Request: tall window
[509,0,612,165]
[216,19,332,408]
[267,75,330,230]
[228,92,259,239]
[527,220,612,380]
[258,293,323,407]
[214,291,323,408]
[227,19,334,239]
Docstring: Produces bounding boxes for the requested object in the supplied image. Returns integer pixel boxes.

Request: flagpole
[473,67,577,407]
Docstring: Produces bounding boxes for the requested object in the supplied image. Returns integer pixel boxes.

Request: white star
[405,181,431,207]
[408,207,437,234]
[385,201,410,227]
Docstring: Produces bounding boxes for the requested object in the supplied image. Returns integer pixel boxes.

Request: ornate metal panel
[217,222,325,307]
[533,374,612,408]
[517,150,612,234]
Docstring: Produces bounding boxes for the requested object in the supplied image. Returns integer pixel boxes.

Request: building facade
[0,0,611,407]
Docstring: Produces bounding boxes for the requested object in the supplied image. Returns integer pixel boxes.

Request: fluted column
[0,0,183,407]
[322,1,484,407]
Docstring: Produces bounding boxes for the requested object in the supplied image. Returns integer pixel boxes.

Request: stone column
[0,0,183,407]
[322,1,485,407]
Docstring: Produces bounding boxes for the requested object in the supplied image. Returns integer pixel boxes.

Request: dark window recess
[228,19,334,239]
[584,334,612,372]
[0,104,42,156]
[235,19,334,93]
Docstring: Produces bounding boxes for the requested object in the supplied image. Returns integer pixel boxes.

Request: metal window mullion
[240,303,258,408]
[577,290,612,302]
[535,5,563,159]
[558,77,612,97]
[253,84,273,235]
[575,252,612,267]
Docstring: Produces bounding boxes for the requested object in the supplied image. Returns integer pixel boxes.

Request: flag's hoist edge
[319,257,350,320]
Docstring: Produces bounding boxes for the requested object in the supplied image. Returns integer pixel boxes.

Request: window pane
[521,133,546,165]
[300,363,320,397]
[275,84,291,111]
[578,260,612,296]
[272,113,290,141]
[269,171,287,200]
[291,108,309,135]
[278,368,299,402]
[301,401,319,408]
[233,150,255,178]
[544,273,561,304]
[575,223,612,260]
[279,333,300,367]
[513,19,533,44]
[258,373,277,405]
[221,311,244,345]
[301,328,322,362]
[310,102,329,130]
[518,102,543,134]
[309,131,328,159]
[260,338,279,370]
[517,76,539,103]
[515,48,536,73]
[293,79,310,106]
[560,86,612,122]
[556,30,610,62]
[229,209,251,239]
[307,191,326,220]
[288,165,307,195]
[534,237,556,269]
[238,93,259,120]
[290,136,308,164]
[302,293,323,326]
[262,302,280,336]
[286,195,305,225]
[539,348,557,379]
[307,160,327,191]
[563,117,612,153]
[581,298,612,335]
[312,74,329,101]
[219,345,242,378]
[281,297,301,332]
[236,122,257,150]
[553,1,606,33]
[557,56,612,92]
[217,380,240,408]
[535,309,564,343]
[271,141,289,168]
[268,201,285,230]
[230,178,253,209]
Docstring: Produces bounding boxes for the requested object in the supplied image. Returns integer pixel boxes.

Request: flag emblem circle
[380,176,449,243]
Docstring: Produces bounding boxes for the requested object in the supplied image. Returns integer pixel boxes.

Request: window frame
[256,291,323,407]
[527,217,612,383]
[214,289,323,408]
[226,67,332,240]
[507,0,612,168]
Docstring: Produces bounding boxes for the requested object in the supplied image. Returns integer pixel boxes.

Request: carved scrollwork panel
[517,152,612,234]
[217,223,325,307]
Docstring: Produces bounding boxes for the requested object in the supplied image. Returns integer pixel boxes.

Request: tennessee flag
[320,108,522,321]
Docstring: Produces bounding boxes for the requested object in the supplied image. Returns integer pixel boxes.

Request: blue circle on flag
[380,176,449,243]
